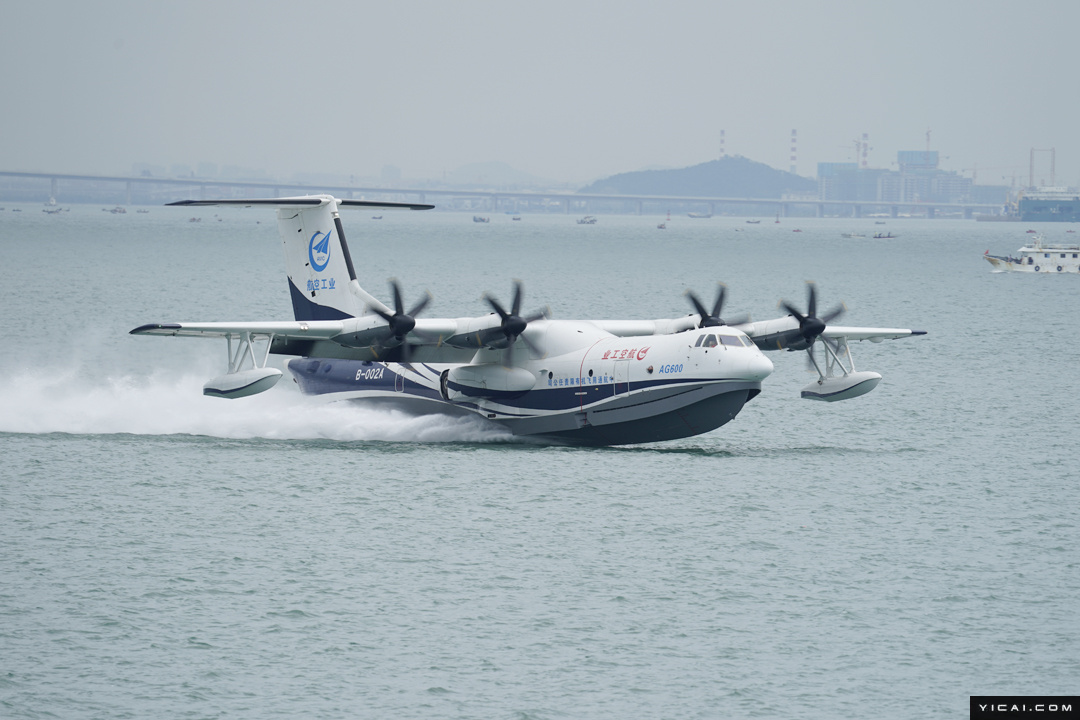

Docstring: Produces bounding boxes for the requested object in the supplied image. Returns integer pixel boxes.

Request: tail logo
[308,230,332,272]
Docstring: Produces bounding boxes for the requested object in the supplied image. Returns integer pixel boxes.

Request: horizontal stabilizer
[166,196,434,211]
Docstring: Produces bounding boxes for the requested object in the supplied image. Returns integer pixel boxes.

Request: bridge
[0,170,1004,219]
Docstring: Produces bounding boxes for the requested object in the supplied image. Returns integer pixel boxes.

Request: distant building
[817,151,1008,206]
[1019,187,1080,222]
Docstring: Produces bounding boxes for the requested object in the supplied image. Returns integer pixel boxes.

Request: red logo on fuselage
[637,347,650,360]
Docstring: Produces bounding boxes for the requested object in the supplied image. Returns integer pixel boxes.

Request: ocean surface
[1,204,1078,719]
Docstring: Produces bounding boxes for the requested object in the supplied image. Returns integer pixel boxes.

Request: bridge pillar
[964,207,973,220]
[816,203,825,218]
[125,181,132,206]
[927,206,935,219]
[781,203,790,218]
[636,200,643,215]
[200,184,207,201]
[890,206,899,218]
[853,204,862,218]
[709,202,715,215]
[51,177,58,201]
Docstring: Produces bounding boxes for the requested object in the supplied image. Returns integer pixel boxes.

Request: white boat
[576,215,597,225]
[984,234,1080,273]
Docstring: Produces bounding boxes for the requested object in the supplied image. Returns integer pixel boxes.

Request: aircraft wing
[822,326,927,342]
[586,317,698,337]
[130,315,502,347]
[130,321,347,339]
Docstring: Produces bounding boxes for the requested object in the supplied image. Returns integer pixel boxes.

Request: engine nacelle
[203,368,283,399]
[445,364,536,401]
[800,371,881,402]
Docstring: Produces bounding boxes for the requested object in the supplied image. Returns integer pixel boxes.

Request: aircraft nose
[745,352,773,381]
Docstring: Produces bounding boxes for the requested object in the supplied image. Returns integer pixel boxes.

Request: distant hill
[578,156,815,198]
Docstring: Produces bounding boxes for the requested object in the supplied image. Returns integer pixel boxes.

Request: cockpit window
[720,334,742,347]
[702,334,719,348]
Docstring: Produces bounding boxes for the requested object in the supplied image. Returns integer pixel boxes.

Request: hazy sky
[4,0,1078,187]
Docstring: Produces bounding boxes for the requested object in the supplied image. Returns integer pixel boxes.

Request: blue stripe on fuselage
[290,357,744,413]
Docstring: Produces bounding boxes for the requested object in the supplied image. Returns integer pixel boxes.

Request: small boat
[657,222,666,229]
[746,219,761,224]
[512,215,522,221]
[875,221,886,225]
[841,233,866,238]
[109,206,127,214]
[371,215,383,220]
[1026,229,1037,234]
[873,232,897,239]
[137,209,150,214]
[188,217,201,222]
[473,216,490,223]
[792,228,802,233]
[577,216,597,225]
[985,234,1080,273]
[687,212,712,219]
[43,207,62,214]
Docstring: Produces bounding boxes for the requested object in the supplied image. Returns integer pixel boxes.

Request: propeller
[482,280,549,366]
[369,278,431,360]
[685,283,750,328]
[779,282,845,350]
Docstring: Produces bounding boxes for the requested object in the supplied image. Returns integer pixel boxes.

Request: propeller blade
[711,285,726,319]
[510,280,523,317]
[392,280,405,315]
[483,282,547,362]
[686,284,733,327]
[821,304,845,324]
[519,332,544,357]
[407,293,432,318]
[502,338,516,368]
[367,280,431,346]
[686,291,711,321]
[780,301,806,322]
[484,293,510,321]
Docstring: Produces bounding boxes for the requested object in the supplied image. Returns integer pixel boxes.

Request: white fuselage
[289,321,774,445]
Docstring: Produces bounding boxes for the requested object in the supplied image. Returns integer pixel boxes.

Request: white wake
[0,366,512,444]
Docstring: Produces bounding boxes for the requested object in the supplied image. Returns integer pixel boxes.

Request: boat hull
[288,357,761,446]
[985,254,1080,273]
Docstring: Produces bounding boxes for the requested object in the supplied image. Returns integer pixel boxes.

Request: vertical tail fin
[168,195,433,322]
[276,196,377,320]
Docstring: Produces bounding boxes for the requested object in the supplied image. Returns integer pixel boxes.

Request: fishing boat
[984,234,1080,273]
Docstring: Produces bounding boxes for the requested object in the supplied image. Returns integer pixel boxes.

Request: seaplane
[131,195,926,446]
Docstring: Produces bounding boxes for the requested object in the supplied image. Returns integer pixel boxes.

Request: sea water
[1,205,1078,719]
